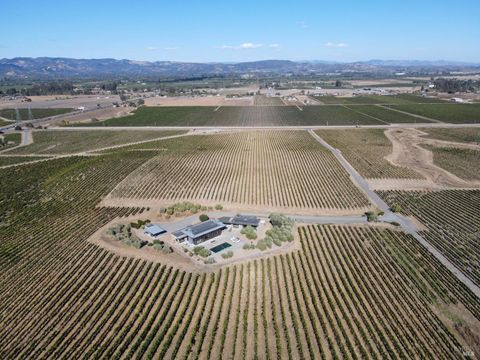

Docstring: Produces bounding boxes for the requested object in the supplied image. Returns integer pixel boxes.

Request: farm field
[312,94,447,105]
[0,133,21,150]
[316,128,423,179]
[6,130,185,155]
[422,145,480,181]
[421,127,480,144]
[379,190,480,288]
[1,129,480,358]
[0,156,48,167]
[345,105,430,123]
[0,119,13,127]
[300,106,383,125]
[388,103,480,123]
[254,94,284,105]
[0,108,74,120]
[106,131,371,212]
[72,105,424,127]
[2,160,480,360]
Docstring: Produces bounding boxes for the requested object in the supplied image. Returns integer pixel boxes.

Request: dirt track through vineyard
[383,128,480,189]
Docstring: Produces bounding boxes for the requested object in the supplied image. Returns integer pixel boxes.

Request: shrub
[221,251,234,259]
[269,213,294,228]
[199,214,209,222]
[215,204,223,210]
[204,257,216,264]
[241,225,257,240]
[365,211,378,222]
[256,240,267,251]
[193,246,211,258]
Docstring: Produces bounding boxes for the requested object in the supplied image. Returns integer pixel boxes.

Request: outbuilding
[218,215,260,228]
[144,224,166,237]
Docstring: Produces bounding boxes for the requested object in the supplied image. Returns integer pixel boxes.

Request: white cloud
[221,42,263,50]
[325,42,348,48]
[240,42,263,49]
[146,46,178,51]
[269,43,280,48]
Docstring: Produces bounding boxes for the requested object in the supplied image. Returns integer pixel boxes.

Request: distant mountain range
[1,57,479,79]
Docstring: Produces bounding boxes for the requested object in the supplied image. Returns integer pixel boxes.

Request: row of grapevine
[378,190,480,287]
[109,131,371,211]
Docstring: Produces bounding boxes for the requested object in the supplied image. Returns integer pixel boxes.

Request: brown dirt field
[382,128,480,190]
[50,107,133,125]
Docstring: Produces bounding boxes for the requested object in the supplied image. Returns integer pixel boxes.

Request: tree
[199,214,209,222]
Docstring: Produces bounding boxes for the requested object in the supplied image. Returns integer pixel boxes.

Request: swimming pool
[210,242,232,253]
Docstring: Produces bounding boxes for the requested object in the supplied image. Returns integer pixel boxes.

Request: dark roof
[172,230,187,239]
[183,220,225,239]
[230,215,260,227]
[218,216,232,224]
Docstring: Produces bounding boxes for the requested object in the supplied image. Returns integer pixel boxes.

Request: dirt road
[384,128,480,189]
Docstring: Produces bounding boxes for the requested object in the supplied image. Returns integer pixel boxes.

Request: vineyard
[0,108,73,120]
[254,94,284,106]
[0,156,48,167]
[5,130,185,155]
[316,128,423,179]
[107,131,371,212]
[422,145,480,181]
[421,127,480,144]
[70,104,450,127]
[378,190,480,288]
[312,94,447,105]
[0,118,12,127]
[387,103,480,123]
[1,129,480,358]
[344,105,428,123]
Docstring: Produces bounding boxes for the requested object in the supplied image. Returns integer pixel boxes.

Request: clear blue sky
[2,0,479,62]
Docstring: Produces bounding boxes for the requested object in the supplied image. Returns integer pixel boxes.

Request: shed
[144,224,166,237]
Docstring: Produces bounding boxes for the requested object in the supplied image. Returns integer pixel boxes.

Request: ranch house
[172,220,226,245]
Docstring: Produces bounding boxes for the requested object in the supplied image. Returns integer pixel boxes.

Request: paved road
[309,129,480,299]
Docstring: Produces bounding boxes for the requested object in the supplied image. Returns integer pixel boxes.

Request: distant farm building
[218,215,260,228]
[172,220,226,245]
[144,224,166,237]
